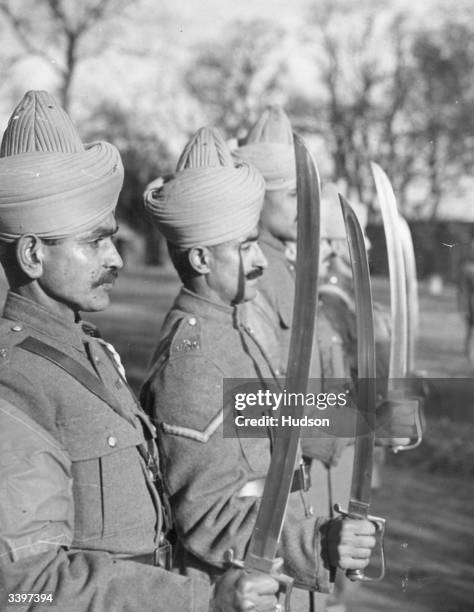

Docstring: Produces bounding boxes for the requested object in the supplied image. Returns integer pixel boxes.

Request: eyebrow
[241,231,260,244]
[79,225,119,241]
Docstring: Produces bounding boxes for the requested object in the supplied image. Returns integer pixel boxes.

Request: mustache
[93,270,118,287]
[246,267,265,281]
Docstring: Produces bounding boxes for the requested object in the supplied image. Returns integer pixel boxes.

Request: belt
[125,540,173,569]
[238,462,311,497]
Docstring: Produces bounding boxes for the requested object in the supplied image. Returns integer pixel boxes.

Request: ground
[1,267,473,611]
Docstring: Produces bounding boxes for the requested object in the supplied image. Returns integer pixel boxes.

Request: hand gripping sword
[237,133,321,610]
[371,163,423,452]
[335,196,386,582]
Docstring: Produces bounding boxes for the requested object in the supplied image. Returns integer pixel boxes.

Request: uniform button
[94,356,100,364]
[0,348,7,358]
[188,317,197,326]
[247,326,254,335]
[11,324,22,332]
[275,369,281,376]
[107,435,117,448]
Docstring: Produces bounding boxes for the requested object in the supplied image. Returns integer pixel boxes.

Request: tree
[185,19,290,140]
[84,101,175,265]
[409,17,474,219]
[0,0,136,110]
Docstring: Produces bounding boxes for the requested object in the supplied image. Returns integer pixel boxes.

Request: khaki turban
[0,90,123,243]
[144,127,264,248]
[233,106,296,191]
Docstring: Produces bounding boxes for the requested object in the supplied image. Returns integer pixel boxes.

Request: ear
[188,245,212,275]
[16,234,45,279]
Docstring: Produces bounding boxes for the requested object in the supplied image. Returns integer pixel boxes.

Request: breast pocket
[58,411,146,545]
[238,436,271,475]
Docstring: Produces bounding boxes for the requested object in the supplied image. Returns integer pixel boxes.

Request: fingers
[214,568,279,612]
[238,571,280,597]
[342,518,376,536]
[337,518,377,571]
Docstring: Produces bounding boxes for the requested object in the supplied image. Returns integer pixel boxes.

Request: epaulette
[0,318,29,366]
[168,314,203,359]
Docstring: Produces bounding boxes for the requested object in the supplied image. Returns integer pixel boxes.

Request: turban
[321,182,369,239]
[0,90,123,243]
[144,127,264,248]
[233,106,296,191]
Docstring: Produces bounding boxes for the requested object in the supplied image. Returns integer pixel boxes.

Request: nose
[105,239,124,271]
[254,241,268,269]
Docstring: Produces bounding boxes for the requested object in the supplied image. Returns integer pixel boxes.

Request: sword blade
[244,133,320,571]
[398,214,419,373]
[371,162,408,382]
[339,196,377,517]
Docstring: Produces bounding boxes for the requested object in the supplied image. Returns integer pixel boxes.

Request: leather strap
[17,335,174,538]
[17,336,121,411]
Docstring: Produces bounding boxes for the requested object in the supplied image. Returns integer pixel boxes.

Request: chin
[243,286,258,303]
[82,293,112,312]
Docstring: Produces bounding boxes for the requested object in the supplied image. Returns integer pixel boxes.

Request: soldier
[140,127,376,611]
[0,91,280,612]
[234,109,417,612]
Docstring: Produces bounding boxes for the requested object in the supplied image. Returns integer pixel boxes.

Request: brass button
[188,317,197,326]
[11,324,22,332]
[107,435,117,448]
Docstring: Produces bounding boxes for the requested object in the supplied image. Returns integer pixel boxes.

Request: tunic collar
[175,287,240,325]
[2,291,94,351]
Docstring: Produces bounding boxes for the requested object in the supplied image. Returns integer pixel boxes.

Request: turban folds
[233,106,296,191]
[0,90,123,243]
[144,127,264,248]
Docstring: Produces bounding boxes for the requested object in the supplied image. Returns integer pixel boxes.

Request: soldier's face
[207,227,268,305]
[39,213,123,314]
[261,185,297,242]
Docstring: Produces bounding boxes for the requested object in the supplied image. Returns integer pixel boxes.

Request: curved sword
[335,195,386,582]
[398,214,419,373]
[370,162,407,382]
[241,133,321,609]
[371,163,423,452]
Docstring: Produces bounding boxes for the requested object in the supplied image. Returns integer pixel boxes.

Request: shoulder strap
[17,336,174,537]
[17,336,122,411]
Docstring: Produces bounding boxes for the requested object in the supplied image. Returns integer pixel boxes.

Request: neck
[185,277,237,308]
[12,282,78,323]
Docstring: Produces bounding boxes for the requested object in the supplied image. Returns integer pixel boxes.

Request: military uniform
[141,288,333,602]
[0,291,207,611]
[256,230,295,372]
[246,240,358,612]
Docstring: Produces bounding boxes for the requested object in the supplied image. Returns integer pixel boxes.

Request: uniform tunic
[141,288,333,602]
[0,291,205,611]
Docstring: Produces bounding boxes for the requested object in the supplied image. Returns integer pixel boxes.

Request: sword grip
[225,549,294,610]
[334,504,386,582]
[274,572,294,612]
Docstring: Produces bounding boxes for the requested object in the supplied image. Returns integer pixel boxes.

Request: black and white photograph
[0,1,473,611]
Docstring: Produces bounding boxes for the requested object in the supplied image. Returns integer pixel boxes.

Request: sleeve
[141,355,332,593]
[0,399,203,612]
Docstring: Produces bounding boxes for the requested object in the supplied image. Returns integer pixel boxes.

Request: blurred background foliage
[0,0,473,271]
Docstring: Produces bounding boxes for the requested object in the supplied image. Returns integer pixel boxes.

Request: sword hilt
[392,395,424,453]
[334,504,386,582]
[224,549,294,611]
